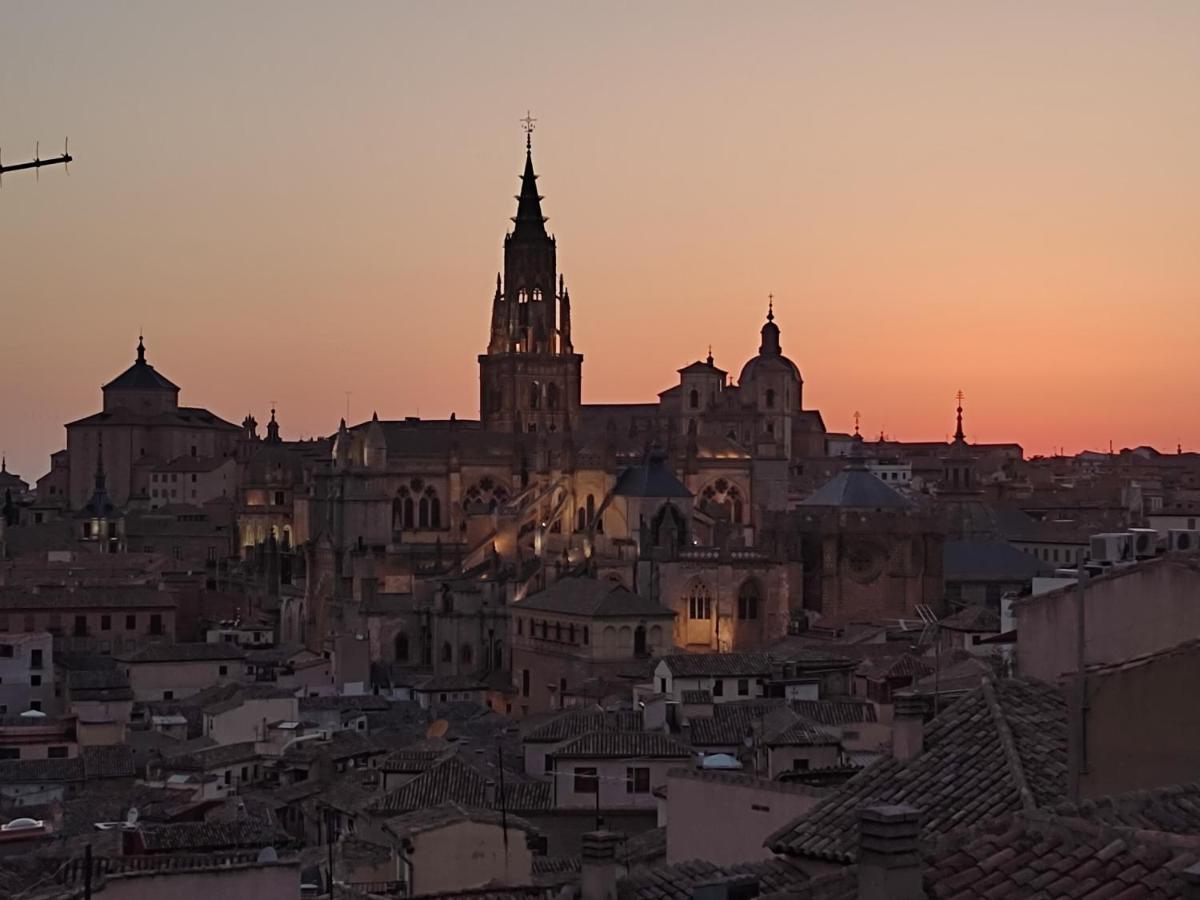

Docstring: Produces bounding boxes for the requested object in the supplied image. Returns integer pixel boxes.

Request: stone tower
[479,130,583,433]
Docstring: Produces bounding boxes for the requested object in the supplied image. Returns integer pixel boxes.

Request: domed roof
[102,337,179,394]
[737,305,801,385]
[800,460,912,510]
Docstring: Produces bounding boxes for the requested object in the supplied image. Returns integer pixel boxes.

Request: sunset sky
[3,2,1200,481]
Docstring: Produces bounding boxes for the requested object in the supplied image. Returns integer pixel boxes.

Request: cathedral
[292,131,847,675]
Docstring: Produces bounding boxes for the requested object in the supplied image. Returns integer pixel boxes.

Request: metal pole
[326,809,335,895]
[83,844,92,900]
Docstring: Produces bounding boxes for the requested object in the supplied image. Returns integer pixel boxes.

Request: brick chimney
[891,696,925,762]
[857,805,923,900]
[581,830,625,900]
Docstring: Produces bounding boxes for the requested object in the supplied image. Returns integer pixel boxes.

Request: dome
[738,351,801,386]
[737,305,801,386]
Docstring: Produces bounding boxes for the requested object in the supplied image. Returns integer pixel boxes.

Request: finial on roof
[953,390,966,444]
[1,455,6,473]
[767,293,775,323]
[136,333,146,364]
[853,411,861,438]
[521,110,537,152]
[371,411,379,422]
[706,345,714,366]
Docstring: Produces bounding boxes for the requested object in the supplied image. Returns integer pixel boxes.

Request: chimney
[857,805,923,900]
[891,696,925,762]
[1182,862,1200,900]
[581,830,625,900]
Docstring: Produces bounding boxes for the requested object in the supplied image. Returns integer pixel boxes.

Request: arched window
[688,581,712,620]
[555,622,562,641]
[530,382,541,410]
[689,388,699,409]
[586,494,595,526]
[460,644,473,666]
[414,487,440,529]
[394,632,409,662]
[568,624,576,643]
[547,383,559,410]
[737,580,760,620]
[765,388,776,409]
[440,642,452,663]
[577,507,586,532]
[396,488,414,530]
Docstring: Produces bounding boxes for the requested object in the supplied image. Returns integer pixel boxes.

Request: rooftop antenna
[0,138,72,185]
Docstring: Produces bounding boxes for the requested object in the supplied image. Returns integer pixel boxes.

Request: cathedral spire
[953,390,966,444]
[512,113,548,240]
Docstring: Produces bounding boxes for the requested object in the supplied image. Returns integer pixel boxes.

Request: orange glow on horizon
[3,3,1200,479]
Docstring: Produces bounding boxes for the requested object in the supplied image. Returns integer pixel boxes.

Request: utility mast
[0,139,72,179]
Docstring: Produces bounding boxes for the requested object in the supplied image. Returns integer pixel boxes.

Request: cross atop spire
[520,110,538,151]
[853,410,861,437]
[136,333,146,364]
[953,390,966,444]
[767,293,775,322]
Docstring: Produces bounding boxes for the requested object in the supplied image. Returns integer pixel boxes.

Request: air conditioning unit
[1168,529,1200,553]
[1127,528,1158,559]
[1090,533,1133,565]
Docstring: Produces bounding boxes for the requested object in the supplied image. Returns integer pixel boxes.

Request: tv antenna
[0,138,72,184]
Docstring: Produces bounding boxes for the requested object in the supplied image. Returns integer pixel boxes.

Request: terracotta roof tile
[767,678,1068,861]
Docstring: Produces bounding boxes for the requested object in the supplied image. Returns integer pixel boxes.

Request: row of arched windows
[393,484,442,530]
[686,578,761,620]
[529,381,560,411]
[394,632,502,669]
[517,617,591,647]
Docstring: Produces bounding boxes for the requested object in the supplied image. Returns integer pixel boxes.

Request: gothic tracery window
[701,480,745,524]
[688,581,712,620]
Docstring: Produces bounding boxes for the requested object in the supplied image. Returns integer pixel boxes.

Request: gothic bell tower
[479,116,583,433]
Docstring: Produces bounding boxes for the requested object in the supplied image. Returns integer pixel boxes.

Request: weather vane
[853,411,861,436]
[520,111,538,149]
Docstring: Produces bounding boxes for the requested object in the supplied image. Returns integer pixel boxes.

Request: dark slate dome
[800,461,912,510]
[102,338,179,393]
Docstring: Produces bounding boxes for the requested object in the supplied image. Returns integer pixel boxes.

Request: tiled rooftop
[618,856,854,900]
[523,707,643,743]
[925,810,1200,899]
[547,730,693,760]
[767,678,1069,861]
[659,651,774,678]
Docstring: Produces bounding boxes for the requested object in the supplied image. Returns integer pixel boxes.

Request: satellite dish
[125,807,139,827]
[426,719,449,739]
[257,846,279,863]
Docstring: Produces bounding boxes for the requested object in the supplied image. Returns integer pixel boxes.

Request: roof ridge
[980,678,1037,812]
